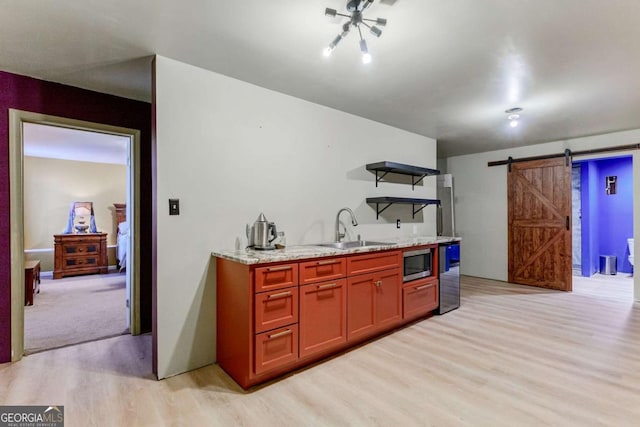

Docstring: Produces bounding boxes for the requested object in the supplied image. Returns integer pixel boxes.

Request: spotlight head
[370,26,382,37]
[510,120,519,128]
[376,18,387,26]
[330,34,343,49]
[323,47,333,57]
[325,8,337,17]
[359,39,369,54]
[360,39,371,64]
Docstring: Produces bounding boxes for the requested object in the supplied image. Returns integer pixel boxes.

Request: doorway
[9,110,141,361]
[22,123,131,353]
[572,156,634,279]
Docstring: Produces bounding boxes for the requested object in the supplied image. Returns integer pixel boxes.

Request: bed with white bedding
[114,203,127,272]
[116,221,129,272]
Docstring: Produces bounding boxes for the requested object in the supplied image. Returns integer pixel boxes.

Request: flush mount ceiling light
[323,0,387,64]
[505,107,523,128]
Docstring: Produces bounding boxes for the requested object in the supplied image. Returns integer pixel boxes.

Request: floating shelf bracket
[411,174,427,190]
[412,203,428,218]
[374,170,390,187]
[370,201,393,219]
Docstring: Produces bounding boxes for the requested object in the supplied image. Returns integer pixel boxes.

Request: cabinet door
[375,268,402,330]
[299,279,347,358]
[347,273,376,341]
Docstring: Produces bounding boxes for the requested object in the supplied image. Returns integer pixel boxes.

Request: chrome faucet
[335,207,358,242]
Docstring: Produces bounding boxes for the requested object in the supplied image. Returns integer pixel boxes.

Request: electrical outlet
[169,199,180,215]
[396,219,401,229]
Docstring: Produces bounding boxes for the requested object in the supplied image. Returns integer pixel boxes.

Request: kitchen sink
[317,240,394,250]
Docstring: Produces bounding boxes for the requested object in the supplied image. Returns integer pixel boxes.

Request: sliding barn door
[508,157,572,291]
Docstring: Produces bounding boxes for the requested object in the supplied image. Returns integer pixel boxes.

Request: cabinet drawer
[299,258,346,285]
[254,287,299,334]
[64,256,99,268]
[347,250,401,276]
[255,264,298,293]
[254,325,299,375]
[63,243,100,254]
[403,278,438,320]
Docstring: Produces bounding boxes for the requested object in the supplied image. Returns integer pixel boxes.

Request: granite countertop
[212,236,461,265]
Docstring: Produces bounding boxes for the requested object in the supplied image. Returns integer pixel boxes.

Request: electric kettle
[246,213,278,250]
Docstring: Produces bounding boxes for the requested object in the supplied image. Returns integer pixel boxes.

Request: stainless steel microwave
[403,247,434,282]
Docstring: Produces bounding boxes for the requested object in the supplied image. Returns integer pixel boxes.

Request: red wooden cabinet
[402,277,438,320]
[217,246,440,389]
[375,268,403,330]
[347,273,376,340]
[346,251,402,341]
[347,269,402,340]
[299,279,347,358]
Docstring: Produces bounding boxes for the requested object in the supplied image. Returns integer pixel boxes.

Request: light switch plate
[169,199,180,215]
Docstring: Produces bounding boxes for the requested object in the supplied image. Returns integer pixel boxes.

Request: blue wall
[577,156,633,275]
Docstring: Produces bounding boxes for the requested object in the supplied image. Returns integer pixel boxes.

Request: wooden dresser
[53,233,108,279]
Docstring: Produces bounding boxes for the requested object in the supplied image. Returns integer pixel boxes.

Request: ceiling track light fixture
[323,0,387,64]
[505,107,523,128]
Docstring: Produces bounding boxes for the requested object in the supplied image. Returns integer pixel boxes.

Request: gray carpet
[24,271,128,354]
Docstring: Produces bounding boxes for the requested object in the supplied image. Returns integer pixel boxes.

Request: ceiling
[24,123,128,165]
[2,0,640,157]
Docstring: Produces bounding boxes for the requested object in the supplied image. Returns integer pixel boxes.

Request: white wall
[154,56,437,379]
[447,129,640,299]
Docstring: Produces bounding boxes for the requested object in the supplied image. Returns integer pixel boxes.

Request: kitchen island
[212,236,460,389]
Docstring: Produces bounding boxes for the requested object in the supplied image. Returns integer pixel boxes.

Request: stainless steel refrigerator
[436,242,460,314]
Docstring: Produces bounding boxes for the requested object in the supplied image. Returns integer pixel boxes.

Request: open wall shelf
[366,197,441,219]
[366,161,440,189]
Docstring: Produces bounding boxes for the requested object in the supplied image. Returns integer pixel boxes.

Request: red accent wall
[0,70,152,362]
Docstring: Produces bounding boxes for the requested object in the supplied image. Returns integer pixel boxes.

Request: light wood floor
[1,275,639,426]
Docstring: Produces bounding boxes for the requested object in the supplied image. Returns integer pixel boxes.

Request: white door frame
[9,109,141,361]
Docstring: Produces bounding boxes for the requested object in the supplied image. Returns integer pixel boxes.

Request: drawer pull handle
[267,266,292,272]
[375,280,382,287]
[317,283,338,290]
[416,284,434,290]
[268,329,292,339]
[268,291,292,299]
[317,260,340,266]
